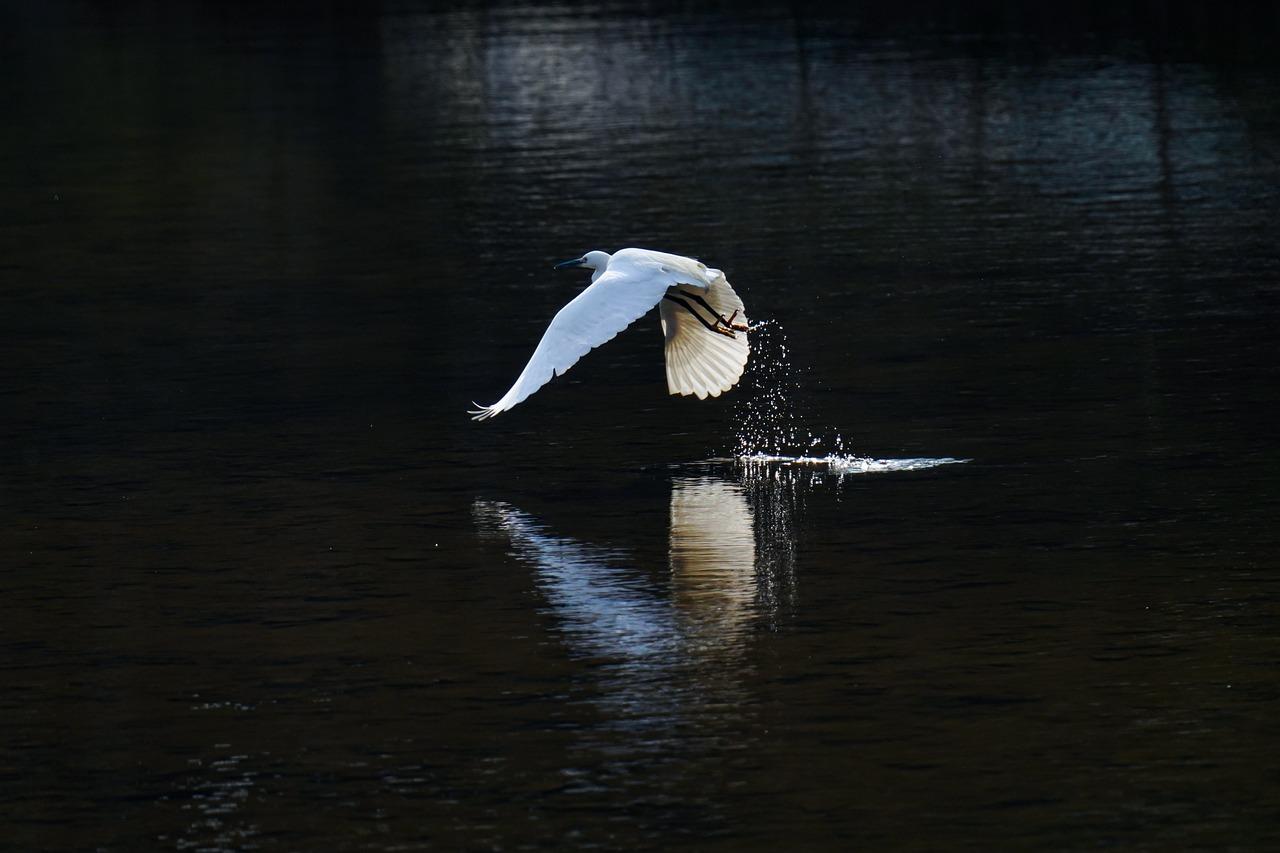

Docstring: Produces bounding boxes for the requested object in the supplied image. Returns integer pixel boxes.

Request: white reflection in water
[474,501,680,678]
[171,745,260,851]
[668,477,757,648]
[475,476,793,729]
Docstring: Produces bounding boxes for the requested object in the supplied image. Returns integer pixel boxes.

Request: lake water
[4,3,1280,850]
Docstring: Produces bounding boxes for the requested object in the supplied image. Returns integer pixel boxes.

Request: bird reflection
[668,477,757,650]
[474,475,789,727]
[473,500,681,680]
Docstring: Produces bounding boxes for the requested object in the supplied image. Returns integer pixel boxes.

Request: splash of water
[731,320,967,475]
[733,320,813,457]
[739,453,967,474]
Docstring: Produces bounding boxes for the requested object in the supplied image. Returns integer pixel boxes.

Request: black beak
[554,257,586,270]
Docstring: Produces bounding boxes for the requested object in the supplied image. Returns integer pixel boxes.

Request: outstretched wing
[470,267,673,420]
[659,273,749,399]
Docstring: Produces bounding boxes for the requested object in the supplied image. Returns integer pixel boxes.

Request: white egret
[470,248,750,420]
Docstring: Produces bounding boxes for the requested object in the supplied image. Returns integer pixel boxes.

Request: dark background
[3,2,1279,850]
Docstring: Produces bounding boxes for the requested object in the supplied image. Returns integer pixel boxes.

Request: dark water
[4,3,1280,850]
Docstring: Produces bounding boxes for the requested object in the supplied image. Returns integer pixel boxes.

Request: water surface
[3,3,1280,850]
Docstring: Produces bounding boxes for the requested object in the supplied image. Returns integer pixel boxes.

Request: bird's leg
[663,294,736,338]
[723,310,750,333]
[680,292,750,332]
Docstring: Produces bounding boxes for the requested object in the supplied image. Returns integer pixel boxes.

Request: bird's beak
[554,257,587,270]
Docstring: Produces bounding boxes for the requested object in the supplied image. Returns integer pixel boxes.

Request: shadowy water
[3,2,1280,850]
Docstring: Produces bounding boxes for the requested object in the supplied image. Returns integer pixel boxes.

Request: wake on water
[728,320,967,476]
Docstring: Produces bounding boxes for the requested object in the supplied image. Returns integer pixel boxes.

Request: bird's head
[554,250,612,273]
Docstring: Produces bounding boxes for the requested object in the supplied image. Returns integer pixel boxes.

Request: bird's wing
[659,272,749,399]
[470,267,673,420]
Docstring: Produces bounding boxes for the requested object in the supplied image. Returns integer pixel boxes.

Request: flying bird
[470,248,750,421]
